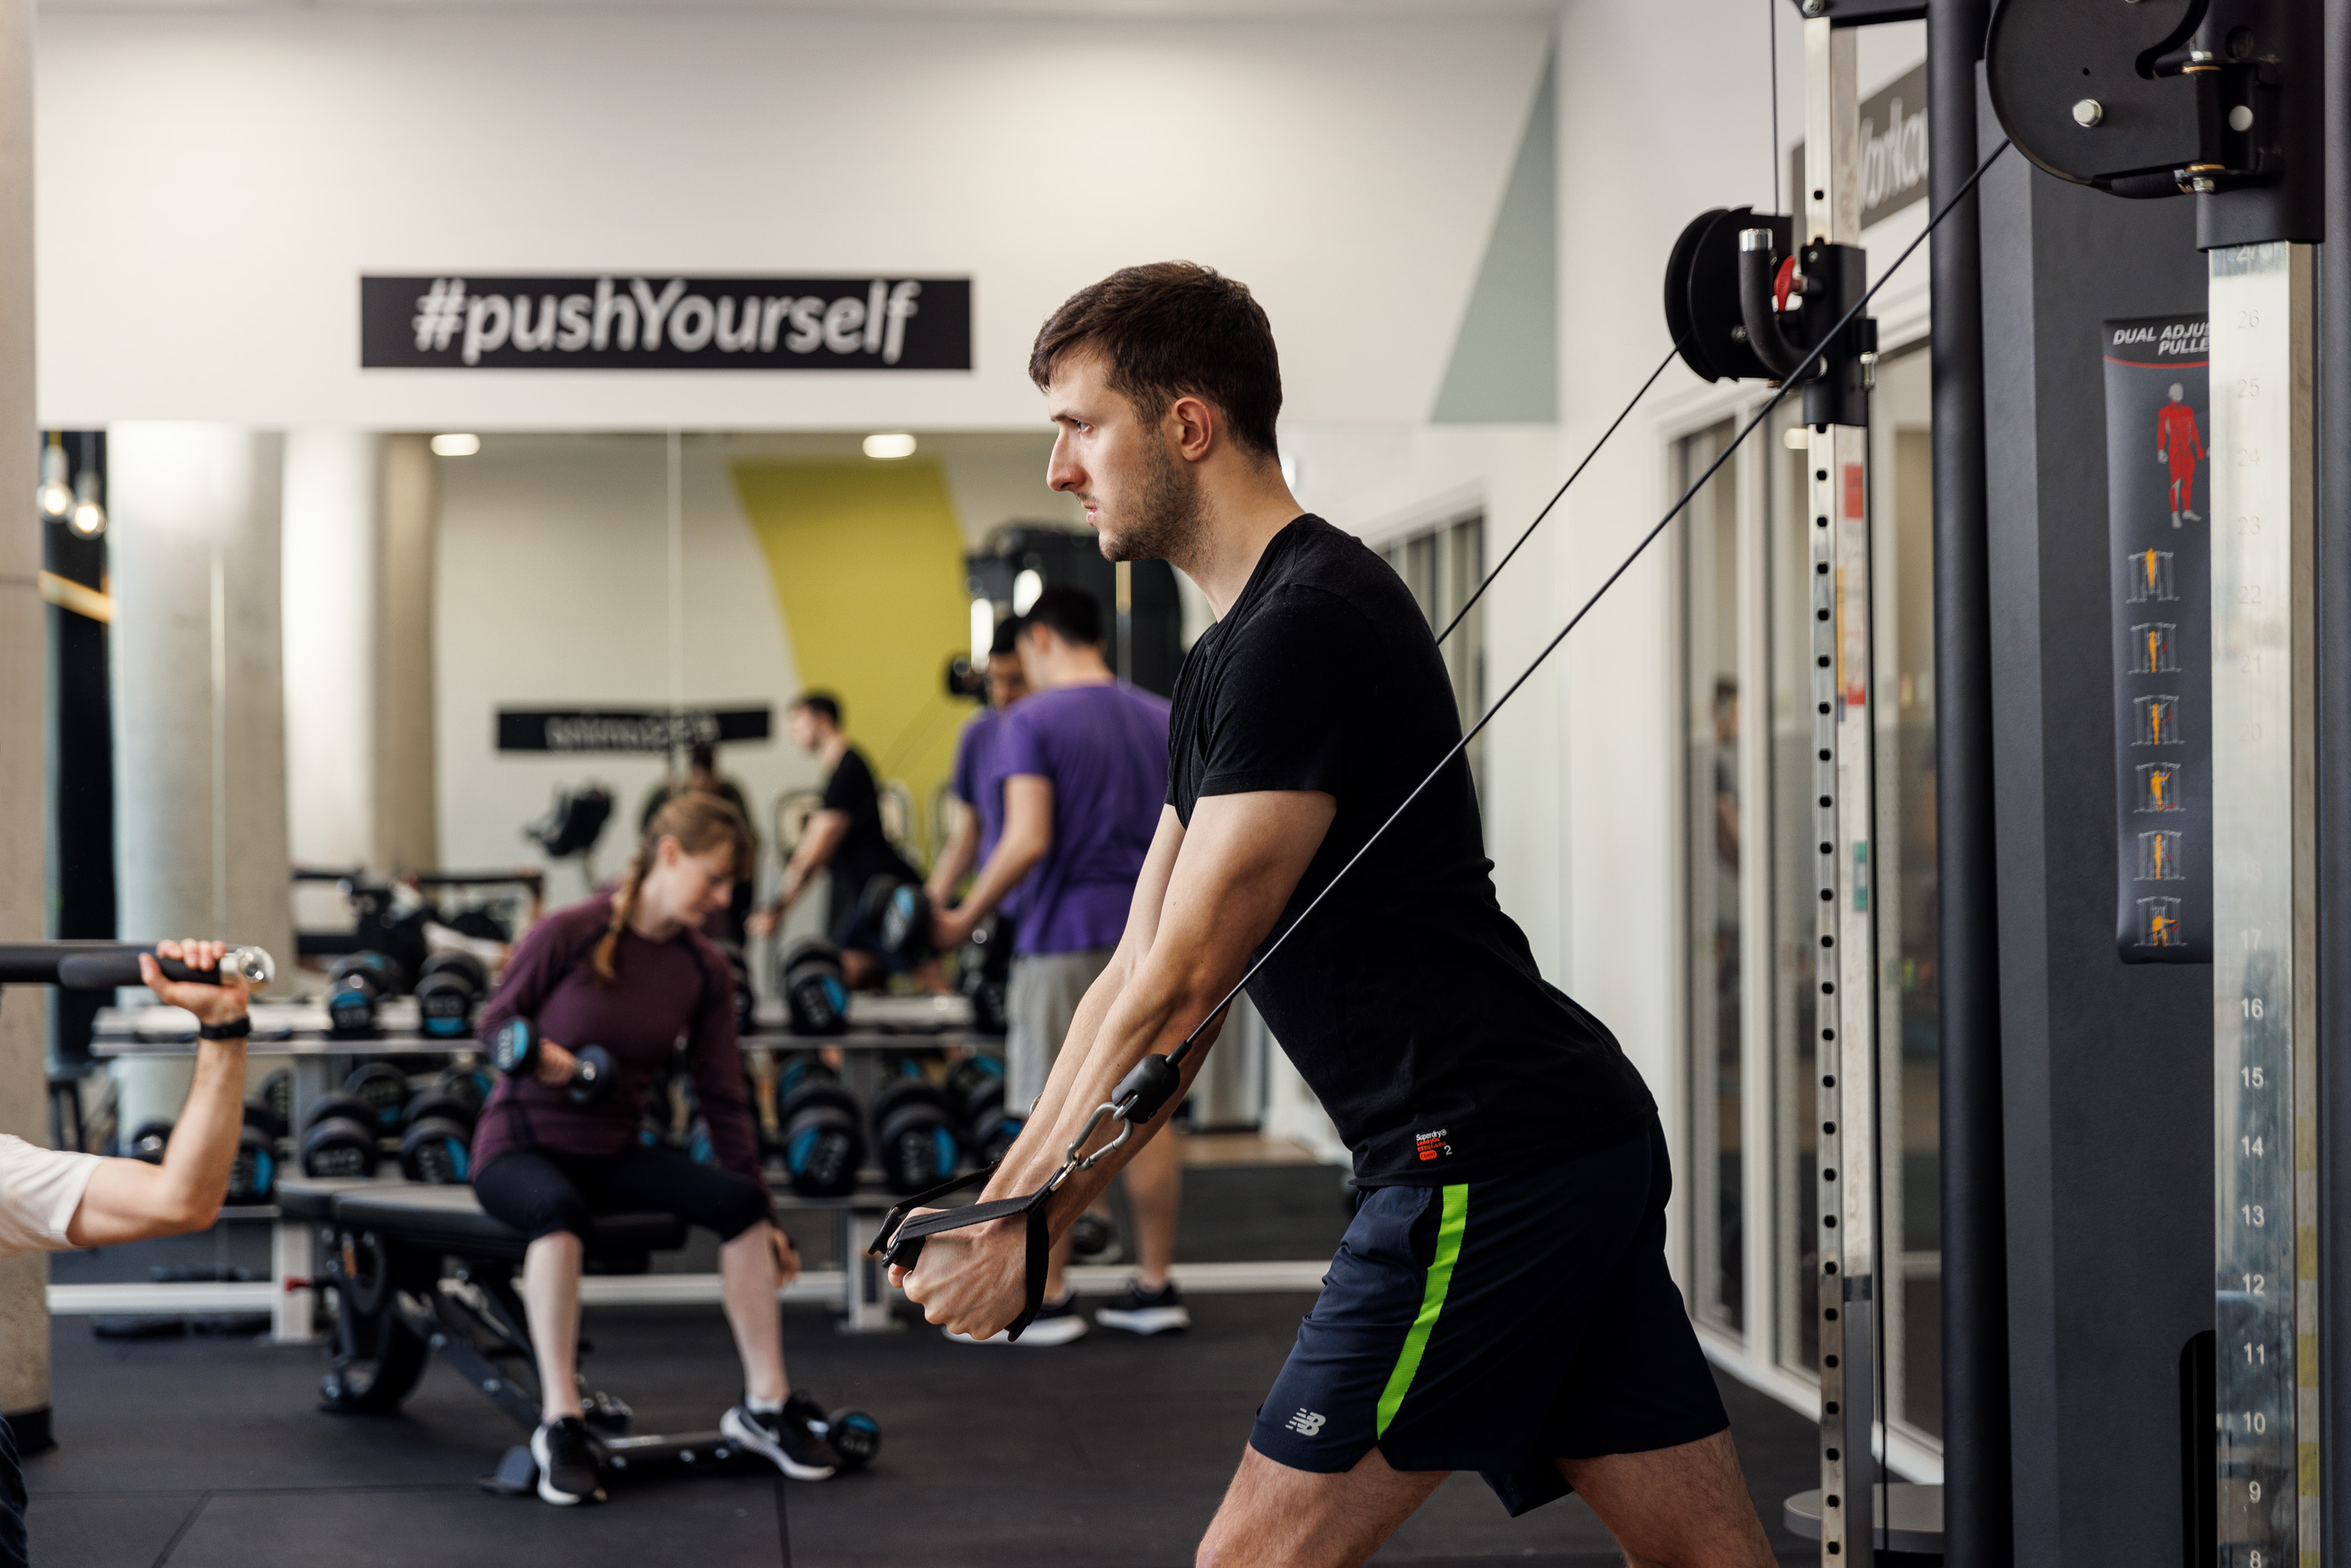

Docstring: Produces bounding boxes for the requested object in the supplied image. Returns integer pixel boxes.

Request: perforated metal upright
[1800,17,1882,1566]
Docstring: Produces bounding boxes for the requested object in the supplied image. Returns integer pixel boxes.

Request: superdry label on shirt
[1414,1129,1451,1163]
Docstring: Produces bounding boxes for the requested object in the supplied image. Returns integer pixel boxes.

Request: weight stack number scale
[1801,18,1885,1566]
[2209,239,2318,1568]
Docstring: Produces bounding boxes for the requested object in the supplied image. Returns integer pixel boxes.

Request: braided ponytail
[590,790,756,985]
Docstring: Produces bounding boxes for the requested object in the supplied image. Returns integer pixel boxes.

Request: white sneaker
[942,1291,1088,1346]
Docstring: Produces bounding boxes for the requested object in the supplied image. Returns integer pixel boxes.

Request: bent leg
[1197,1443,1445,1568]
[475,1151,596,1422]
[1558,1430,1774,1568]
[719,1223,788,1400]
[521,1232,586,1421]
[593,1147,787,1399]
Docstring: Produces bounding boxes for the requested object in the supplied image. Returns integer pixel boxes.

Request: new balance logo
[1284,1408,1326,1436]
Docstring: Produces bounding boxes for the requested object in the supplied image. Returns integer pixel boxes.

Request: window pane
[1681,421,1742,1336]
[1872,346,1940,1441]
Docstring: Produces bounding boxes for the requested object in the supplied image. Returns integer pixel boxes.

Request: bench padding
[277,1178,687,1259]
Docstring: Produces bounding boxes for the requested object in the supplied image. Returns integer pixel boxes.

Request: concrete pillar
[109,423,292,1130]
[281,432,382,871]
[281,432,438,882]
[0,0,45,1447]
[379,434,439,871]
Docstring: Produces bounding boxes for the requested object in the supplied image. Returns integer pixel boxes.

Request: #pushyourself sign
[498,708,772,754]
[362,276,971,370]
[2103,312,2212,965]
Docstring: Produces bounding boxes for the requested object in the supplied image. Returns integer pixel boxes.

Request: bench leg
[271,1219,317,1343]
[835,1204,901,1334]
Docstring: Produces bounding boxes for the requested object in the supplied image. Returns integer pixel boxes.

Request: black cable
[1166,137,2016,1071]
[1433,339,1684,648]
[1770,0,1781,217]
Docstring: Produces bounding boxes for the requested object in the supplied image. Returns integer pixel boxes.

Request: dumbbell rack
[90,998,998,1338]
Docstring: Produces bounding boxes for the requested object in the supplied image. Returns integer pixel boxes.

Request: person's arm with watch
[64,940,256,1246]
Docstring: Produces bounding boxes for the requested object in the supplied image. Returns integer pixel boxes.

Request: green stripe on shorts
[1374,1183,1469,1437]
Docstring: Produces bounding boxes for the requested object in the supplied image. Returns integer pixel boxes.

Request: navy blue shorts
[1250,1117,1726,1515]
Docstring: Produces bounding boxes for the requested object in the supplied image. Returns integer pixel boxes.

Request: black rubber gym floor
[29,1290,1821,1567]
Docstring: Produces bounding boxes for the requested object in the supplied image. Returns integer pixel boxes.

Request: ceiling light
[863,433,917,460]
[67,469,105,538]
[1012,569,1043,616]
[37,441,71,521]
[971,598,994,667]
[431,433,481,457]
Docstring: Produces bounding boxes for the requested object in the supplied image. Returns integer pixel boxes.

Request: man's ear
[1168,395,1216,463]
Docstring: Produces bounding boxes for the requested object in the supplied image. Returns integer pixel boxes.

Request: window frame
[1657,318,1943,1481]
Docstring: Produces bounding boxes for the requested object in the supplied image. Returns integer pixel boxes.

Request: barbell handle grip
[43,945,273,990]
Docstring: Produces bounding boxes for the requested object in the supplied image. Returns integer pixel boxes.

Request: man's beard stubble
[1097,435,1202,567]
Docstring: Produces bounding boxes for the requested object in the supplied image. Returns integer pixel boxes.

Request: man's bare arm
[933,776,1052,947]
[986,806,1186,1180]
[777,810,849,911]
[926,802,980,907]
[1004,790,1333,1204]
[67,940,252,1248]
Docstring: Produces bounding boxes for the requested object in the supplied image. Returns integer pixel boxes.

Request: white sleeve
[0,1134,102,1258]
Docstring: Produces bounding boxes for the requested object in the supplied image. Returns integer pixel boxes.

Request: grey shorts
[1007,947,1116,1113]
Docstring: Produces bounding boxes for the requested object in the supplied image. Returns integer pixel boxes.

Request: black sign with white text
[497,708,773,754]
[2103,313,2212,964]
[363,276,970,370]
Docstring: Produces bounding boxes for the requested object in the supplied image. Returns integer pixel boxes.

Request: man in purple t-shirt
[929,583,1181,1345]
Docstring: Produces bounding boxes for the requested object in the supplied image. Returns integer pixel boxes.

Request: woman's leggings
[474,1146,770,1244]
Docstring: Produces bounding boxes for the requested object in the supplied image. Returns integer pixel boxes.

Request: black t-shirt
[821,745,919,929]
[1168,516,1654,1186]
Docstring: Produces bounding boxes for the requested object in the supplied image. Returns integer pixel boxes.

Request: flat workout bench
[278,1177,751,1487]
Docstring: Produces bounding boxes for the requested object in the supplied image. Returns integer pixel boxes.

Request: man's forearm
[995,952,1223,1219]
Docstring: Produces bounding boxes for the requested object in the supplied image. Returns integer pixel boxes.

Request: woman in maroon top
[471,795,839,1502]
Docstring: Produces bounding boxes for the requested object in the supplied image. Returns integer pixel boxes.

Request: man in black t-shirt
[896,265,1773,1566]
[752,691,924,987]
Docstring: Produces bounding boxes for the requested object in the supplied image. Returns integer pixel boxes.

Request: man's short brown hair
[1028,262,1283,460]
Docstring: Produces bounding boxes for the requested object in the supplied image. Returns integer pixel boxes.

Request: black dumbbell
[127,1119,172,1163]
[955,916,1009,1036]
[945,1055,1021,1168]
[343,1062,412,1134]
[414,951,489,1040]
[489,1017,611,1105]
[325,952,403,1036]
[227,1122,277,1204]
[780,942,850,1036]
[257,1069,292,1135]
[776,1056,864,1198]
[242,1093,287,1144]
[857,875,935,963]
[869,1077,961,1195]
[299,1093,381,1179]
[782,1393,880,1472]
[434,1062,494,1115]
[717,941,755,1034]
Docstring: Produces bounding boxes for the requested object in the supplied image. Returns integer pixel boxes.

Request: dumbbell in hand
[490,1018,612,1105]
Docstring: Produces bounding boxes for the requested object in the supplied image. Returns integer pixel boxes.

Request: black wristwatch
[197,1016,252,1040]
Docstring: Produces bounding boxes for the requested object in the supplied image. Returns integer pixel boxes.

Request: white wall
[431,430,1078,898]
[34,9,1549,432]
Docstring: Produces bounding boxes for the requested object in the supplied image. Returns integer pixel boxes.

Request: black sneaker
[1095,1278,1191,1335]
[723,1400,839,1479]
[530,1416,604,1505]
